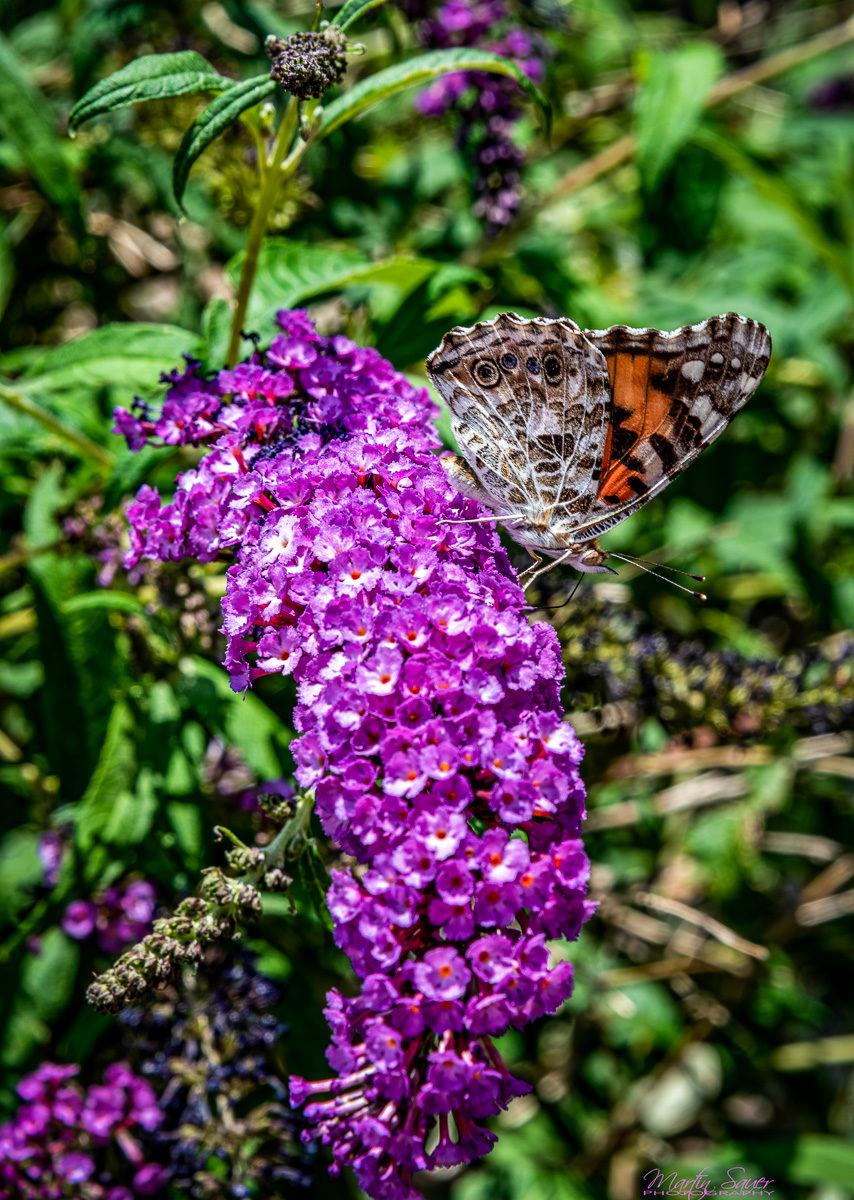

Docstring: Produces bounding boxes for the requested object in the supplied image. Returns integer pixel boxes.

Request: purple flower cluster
[408,0,546,229]
[38,830,67,887]
[62,881,156,954]
[114,311,592,1199]
[0,1062,165,1200]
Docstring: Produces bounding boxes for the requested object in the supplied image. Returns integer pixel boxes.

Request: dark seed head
[265,26,348,100]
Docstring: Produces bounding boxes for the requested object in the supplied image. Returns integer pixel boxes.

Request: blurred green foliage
[0,0,852,1197]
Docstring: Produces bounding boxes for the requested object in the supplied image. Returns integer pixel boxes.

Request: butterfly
[426,311,771,593]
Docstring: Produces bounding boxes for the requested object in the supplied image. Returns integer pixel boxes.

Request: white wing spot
[693,395,714,422]
[731,356,742,370]
[710,352,724,365]
[681,360,706,382]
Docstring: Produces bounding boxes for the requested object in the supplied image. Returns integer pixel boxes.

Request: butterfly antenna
[609,552,707,600]
[438,513,522,526]
[615,551,705,583]
[532,571,585,614]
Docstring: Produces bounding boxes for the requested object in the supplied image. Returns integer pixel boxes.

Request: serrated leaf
[0,33,83,238]
[28,549,121,799]
[633,42,723,188]
[336,0,391,31]
[18,322,201,397]
[74,700,138,850]
[173,75,277,211]
[227,240,363,331]
[317,48,551,138]
[69,51,228,132]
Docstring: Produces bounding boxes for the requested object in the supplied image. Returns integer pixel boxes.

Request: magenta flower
[0,1062,163,1199]
[113,310,593,1199]
[62,881,155,954]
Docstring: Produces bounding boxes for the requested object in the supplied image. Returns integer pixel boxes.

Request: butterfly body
[427,311,771,581]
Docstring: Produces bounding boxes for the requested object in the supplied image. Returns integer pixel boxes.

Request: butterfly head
[563,541,617,575]
[518,527,617,575]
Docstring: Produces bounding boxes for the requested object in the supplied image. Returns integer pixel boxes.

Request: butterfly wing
[426,313,611,529]
[561,312,772,539]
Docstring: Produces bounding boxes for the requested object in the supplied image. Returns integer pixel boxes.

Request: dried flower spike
[265,27,348,100]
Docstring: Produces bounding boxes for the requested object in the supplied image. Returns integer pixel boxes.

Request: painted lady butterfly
[426,312,771,591]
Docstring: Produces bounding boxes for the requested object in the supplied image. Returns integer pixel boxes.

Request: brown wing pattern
[565,312,772,538]
[426,312,611,524]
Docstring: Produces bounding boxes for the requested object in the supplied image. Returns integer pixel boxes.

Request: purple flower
[57,1151,95,1183]
[62,880,156,954]
[62,899,97,940]
[37,830,67,886]
[0,1062,164,1199]
[408,0,548,231]
[113,310,592,1200]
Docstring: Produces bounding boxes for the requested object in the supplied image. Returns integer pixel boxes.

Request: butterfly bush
[406,0,547,230]
[0,1062,165,1199]
[114,312,593,1200]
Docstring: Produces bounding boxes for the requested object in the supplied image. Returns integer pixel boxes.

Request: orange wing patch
[597,348,677,506]
[579,313,772,535]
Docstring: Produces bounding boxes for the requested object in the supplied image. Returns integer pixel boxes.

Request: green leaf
[177,655,292,779]
[18,322,202,397]
[336,0,391,31]
[0,830,43,924]
[692,126,854,295]
[1,1006,49,1068]
[633,42,723,188]
[227,240,441,339]
[317,48,551,138]
[104,444,173,511]
[201,297,234,372]
[787,1134,854,1188]
[0,33,83,238]
[62,590,146,616]
[227,240,362,329]
[22,929,79,1021]
[74,700,139,851]
[173,75,277,211]
[69,51,228,133]
[28,547,121,799]
[166,801,204,866]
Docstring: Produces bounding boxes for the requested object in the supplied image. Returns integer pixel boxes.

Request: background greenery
[0,0,852,1196]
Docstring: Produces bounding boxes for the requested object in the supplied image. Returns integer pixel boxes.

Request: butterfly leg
[521,547,576,590]
[518,549,543,581]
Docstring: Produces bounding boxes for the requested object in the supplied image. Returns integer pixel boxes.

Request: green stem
[226,99,300,367]
[0,384,114,470]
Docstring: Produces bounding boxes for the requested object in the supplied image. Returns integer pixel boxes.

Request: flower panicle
[86,822,296,1014]
[120,954,315,1196]
[265,25,349,100]
[0,1061,165,1199]
[113,309,592,1198]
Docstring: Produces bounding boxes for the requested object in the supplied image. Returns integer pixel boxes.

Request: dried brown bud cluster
[86,897,229,1013]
